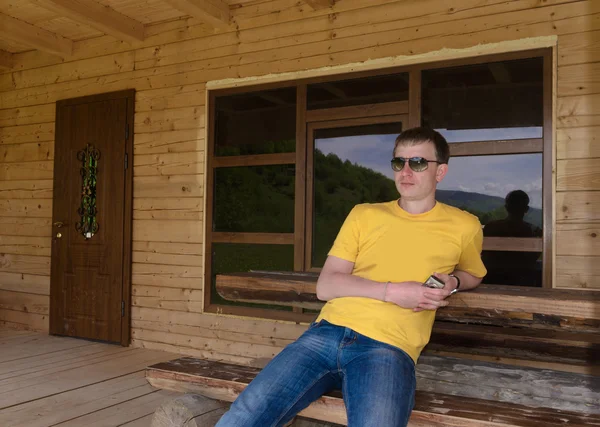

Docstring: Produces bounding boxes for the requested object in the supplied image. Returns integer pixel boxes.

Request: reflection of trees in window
[214,164,295,233]
[312,149,397,267]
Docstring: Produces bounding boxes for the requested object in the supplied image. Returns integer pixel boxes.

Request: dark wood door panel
[50,90,133,344]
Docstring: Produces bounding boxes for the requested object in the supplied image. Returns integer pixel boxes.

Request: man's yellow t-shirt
[316,200,487,363]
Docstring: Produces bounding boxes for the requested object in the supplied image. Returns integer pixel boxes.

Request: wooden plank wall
[0,0,599,362]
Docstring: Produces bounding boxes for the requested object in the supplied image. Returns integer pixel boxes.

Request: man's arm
[316,255,385,301]
[317,255,452,310]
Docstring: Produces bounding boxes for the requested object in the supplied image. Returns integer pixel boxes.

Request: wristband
[383,281,390,301]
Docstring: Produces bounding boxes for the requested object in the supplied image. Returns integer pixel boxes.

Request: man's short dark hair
[393,127,450,164]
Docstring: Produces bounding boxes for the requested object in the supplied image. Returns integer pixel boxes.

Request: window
[206,85,299,318]
[206,49,552,320]
[422,55,550,287]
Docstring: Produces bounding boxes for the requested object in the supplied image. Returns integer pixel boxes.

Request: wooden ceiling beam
[0,12,72,57]
[165,0,230,29]
[305,0,334,10]
[32,0,145,44]
[0,49,14,70]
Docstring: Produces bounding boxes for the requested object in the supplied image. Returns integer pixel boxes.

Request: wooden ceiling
[0,0,333,70]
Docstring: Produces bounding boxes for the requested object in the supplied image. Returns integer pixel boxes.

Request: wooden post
[151,393,340,427]
[151,394,227,427]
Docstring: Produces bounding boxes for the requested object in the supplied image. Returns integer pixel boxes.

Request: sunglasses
[390,157,443,172]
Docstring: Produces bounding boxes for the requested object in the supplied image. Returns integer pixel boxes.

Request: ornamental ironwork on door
[76,143,100,239]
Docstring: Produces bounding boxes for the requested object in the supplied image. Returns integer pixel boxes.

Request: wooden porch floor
[0,329,181,427]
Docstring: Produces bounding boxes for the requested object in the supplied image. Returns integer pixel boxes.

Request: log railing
[215,271,600,374]
[215,271,600,331]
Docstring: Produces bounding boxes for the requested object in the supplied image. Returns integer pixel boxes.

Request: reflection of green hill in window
[312,150,398,267]
[214,164,295,233]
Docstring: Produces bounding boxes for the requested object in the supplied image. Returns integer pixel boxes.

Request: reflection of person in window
[216,127,487,427]
[482,190,542,286]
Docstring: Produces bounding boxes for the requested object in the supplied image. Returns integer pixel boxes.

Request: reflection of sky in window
[437,127,542,142]
[316,129,543,209]
[443,154,542,208]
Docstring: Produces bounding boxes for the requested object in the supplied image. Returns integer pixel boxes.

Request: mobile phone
[423,275,445,289]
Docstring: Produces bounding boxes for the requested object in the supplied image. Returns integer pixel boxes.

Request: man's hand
[431,272,459,293]
[384,281,452,312]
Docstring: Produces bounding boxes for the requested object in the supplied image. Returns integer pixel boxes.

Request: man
[216,127,487,427]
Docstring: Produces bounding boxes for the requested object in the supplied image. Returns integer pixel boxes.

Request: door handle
[53,221,64,228]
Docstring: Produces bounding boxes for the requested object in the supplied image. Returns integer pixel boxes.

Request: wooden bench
[146,271,600,425]
[147,357,600,426]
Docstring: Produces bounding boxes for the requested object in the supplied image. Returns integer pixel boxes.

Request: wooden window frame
[204,47,554,319]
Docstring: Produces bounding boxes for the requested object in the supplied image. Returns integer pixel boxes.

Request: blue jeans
[215,320,416,427]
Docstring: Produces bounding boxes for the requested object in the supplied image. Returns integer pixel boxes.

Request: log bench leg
[290,419,343,426]
[151,394,228,427]
[151,394,343,427]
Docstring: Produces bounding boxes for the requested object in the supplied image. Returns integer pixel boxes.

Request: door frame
[51,89,135,346]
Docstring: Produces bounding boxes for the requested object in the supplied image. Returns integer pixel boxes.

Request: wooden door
[50,90,134,345]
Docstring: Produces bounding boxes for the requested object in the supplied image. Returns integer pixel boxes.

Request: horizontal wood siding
[0,0,598,359]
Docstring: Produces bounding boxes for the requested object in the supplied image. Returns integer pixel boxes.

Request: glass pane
[482,249,542,287]
[210,243,294,308]
[215,87,296,156]
[307,73,409,110]
[422,57,543,141]
[214,165,295,233]
[437,153,543,287]
[312,122,403,267]
[437,154,542,226]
